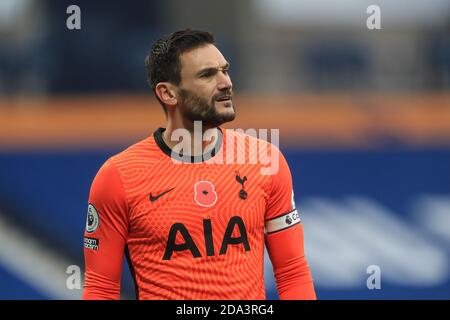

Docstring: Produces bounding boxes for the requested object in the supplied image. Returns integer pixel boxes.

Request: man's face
[177,44,235,127]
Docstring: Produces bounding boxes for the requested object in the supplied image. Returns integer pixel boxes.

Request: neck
[162,116,219,157]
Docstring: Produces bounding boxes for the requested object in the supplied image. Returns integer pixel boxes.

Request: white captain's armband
[264,209,301,234]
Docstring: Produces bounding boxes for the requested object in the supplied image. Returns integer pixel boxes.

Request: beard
[179,88,236,127]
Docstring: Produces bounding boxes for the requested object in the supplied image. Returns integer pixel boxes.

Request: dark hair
[145,29,215,114]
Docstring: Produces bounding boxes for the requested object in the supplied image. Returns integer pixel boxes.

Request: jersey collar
[153,127,223,163]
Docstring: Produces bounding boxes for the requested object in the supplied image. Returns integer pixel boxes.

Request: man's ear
[155,83,178,107]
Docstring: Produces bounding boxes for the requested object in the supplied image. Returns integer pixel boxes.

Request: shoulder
[108,134,162,170]
[91,135,161,192]
[223,128,282,153]
[223,128,286,174]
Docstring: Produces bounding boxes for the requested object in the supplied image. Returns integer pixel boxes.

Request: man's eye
[201,71,214,78]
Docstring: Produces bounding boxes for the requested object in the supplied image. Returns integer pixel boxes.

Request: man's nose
[217,71,232,91]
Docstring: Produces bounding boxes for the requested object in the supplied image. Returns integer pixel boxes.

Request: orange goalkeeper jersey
[83,127,316,300]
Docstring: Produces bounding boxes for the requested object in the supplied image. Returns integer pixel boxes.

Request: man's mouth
[215,95,232,102]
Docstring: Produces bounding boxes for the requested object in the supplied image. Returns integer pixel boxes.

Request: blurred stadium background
[0,0,449,299]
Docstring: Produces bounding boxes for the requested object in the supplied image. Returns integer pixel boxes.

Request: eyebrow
[196,62,230,77]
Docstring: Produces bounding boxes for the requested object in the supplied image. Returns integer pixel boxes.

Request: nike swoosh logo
[149,187,175,202]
